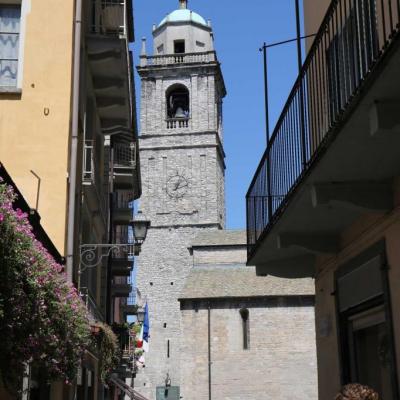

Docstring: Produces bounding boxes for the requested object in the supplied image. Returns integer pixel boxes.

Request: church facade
[135,2,317,399]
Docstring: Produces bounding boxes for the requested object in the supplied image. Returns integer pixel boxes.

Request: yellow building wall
[0,0,75,253]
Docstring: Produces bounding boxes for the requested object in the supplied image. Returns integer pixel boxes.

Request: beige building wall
[315,183,400,399]
[0,0,75,252]
[303,0,330,53]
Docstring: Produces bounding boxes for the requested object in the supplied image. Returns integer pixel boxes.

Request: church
[135,1,317,399]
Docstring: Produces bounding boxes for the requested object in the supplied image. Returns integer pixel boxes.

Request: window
[0,4,21,87]
[240,308,250,350]
[157,44,164,54]
[174,39,185,54]
[166,84,189,119]
[336,243,397,398]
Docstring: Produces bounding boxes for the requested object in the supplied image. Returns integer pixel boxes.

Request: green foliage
[93,322,120,382]
[0,181,91,392]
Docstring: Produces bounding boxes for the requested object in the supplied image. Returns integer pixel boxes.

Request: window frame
[0,0,28,91]
[173,39,185,54]
[240,308,250,350]
[165,84,190,120]
[335,241,399,398]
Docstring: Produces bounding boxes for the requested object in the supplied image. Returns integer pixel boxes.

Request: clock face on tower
[166,173,189,199]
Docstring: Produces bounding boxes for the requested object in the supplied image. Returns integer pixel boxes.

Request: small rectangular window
[174,40,185,54]
[157,44,164,54]
[0,4,21,87]
[240,308,250,350]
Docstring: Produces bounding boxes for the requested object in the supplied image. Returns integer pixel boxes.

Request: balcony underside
[113,166,136,190]
[87,35,131,132]
[122,304,138,318]
[113,207,132,225]
[250,39,400,278]
[111,258,132,277]
[111,283,132,297]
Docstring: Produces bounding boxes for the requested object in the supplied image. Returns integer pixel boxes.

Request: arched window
[166,85,189,119]
[240,308,250,350]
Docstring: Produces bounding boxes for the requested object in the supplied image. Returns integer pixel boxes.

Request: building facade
[179,230,317,400]
[0,0,140,398]
[136,2,318,400]
[246,1,400,399]
[135,0,226,397]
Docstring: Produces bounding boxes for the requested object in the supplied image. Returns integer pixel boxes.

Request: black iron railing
[247,0,400,258]
[114,142,136,168]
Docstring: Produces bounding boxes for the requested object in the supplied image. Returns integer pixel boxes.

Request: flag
[143,302,150,352]
[136,324,143,348]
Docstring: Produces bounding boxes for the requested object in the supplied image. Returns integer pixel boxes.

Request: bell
[174,107,186,118]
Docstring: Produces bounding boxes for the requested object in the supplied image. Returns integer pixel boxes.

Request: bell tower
[135,1,226,398]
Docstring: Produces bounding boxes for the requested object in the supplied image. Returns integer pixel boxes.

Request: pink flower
[0,213,4,222]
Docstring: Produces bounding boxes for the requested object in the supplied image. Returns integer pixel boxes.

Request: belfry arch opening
[166,85,190,119]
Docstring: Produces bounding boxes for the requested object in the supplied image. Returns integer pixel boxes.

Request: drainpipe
[66,0,83,282]
[208,302,212,400]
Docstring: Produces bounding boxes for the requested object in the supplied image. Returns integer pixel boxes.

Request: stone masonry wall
[181,301,318,400]
[140,72,220,139]
[135,226,219,399]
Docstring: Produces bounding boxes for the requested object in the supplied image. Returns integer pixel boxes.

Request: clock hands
[167,174,188,198]
[173,176,188,191]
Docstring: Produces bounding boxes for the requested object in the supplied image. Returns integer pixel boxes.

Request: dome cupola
[153,0,213,55]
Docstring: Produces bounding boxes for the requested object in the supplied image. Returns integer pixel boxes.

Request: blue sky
[132,0,305,229]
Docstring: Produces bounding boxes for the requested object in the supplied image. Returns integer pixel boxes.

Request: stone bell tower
[135,1,226,398]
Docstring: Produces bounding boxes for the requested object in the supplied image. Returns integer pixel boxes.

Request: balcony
[139,51,217,68]
[87,0,134,132]
[113,142,137,190]
[110,225,134,277]
[113,190,133,225]
[111,258,132,277]
[166,117,190,130]
[111,283,132,297]
[121,294,138,318]
[82,140,108,228]
[247,0,400,277]
[80,287,105,322]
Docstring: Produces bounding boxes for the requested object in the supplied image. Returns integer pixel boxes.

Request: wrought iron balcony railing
[114,142,136,168]
[83,140,95,183]
[140,51,217,67]
[80,287,105,322]
[247,0,400,258]
[90,0,128,38]
[82,140,109,221]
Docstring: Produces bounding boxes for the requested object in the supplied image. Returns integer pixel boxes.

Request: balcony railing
[83,140,95,183]
[82,140,109,221]
[140,51,217,67]
[166,117,189,129]
[80,287,105,322]
[247,0,400,258]
[90,0,127,37]
[114,142,136,168]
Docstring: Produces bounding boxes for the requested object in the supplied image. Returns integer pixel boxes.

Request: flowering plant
[92,322,120,382]
[0,180,91,391]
